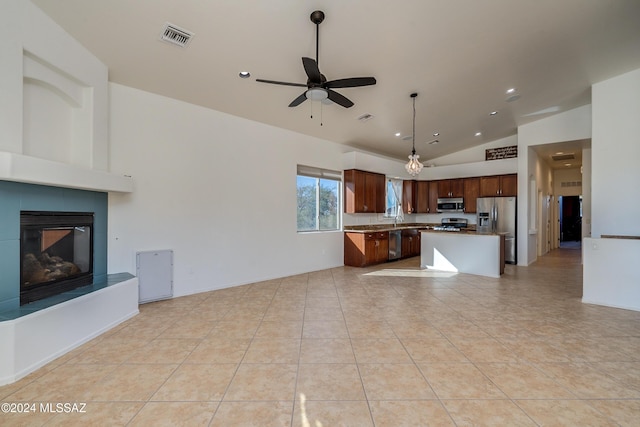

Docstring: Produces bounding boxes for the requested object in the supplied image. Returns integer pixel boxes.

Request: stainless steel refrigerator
[476,196,517,264]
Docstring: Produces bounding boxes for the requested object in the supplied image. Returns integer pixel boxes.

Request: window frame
[296,165,342,233]
[384,177,403,218]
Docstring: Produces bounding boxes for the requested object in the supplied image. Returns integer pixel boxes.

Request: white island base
[421,231,504,278]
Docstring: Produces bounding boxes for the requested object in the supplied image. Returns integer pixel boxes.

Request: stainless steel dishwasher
[388,230,402,260]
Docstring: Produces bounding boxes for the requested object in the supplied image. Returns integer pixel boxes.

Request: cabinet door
[376,233,389,263]
[437,180,450,198]
[373,173,387,213]
[364,173,377,213]
[413,232,421,255]
[480,175,500,196]
[428,181,439,213]
[343,170,364,213]
[463,177,480,213]
[344,232,366,267]
[450,179,464,197]
[403,180,417,214]
[364,235,378,265]
[416,181,430,213]
[500,174,517,196]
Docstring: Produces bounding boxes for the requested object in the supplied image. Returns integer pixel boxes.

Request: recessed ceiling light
[490,111,498,116]
[475,132,482,136]
[506,88,516,94]
[433,132,440,136]
[395,132,401,137]
[555,151,564,155]
[239,71,251,78]
[564,163,572,167]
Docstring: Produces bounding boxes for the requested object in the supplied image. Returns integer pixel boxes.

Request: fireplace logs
[22,252,81,286]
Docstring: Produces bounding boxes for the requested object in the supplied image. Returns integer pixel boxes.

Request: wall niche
[22,51,92,167]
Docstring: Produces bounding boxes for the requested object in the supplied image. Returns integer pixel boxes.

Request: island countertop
[344,223,478,233]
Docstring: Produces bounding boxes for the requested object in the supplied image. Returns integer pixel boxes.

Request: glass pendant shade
[405,152,423,176]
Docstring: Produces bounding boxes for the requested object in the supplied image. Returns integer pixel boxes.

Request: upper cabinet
[437,178,464,198]
[402,180,417,214]
[480,174,517,197]
[344,169,386,213]
[463,177,480,213]
[415,180,439,213]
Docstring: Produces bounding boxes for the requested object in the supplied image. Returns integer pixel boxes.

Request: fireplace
[20,211,94,305]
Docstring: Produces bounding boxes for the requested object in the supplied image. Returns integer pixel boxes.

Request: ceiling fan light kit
[256,10,376,110]
[405,93,424,177]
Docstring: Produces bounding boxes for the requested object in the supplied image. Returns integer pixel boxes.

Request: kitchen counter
[344,223,477,233]
[421,230,504,278]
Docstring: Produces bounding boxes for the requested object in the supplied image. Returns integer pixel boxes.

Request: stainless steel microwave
[437,197,464,213]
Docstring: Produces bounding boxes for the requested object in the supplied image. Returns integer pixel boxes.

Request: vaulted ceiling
[32,0,640,163]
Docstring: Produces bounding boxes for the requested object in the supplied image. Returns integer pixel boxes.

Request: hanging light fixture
[405,92,423,177]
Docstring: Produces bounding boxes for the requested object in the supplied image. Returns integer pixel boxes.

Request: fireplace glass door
[20,211,94,305]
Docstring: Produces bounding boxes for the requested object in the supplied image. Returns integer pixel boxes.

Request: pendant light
[405,92,423,177]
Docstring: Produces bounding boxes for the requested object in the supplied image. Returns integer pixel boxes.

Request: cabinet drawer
[365,232,388,240]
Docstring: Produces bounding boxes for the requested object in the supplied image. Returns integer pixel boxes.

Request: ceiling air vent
[357,113,374,122]
[551,153,575,161]
[160,23,194,48]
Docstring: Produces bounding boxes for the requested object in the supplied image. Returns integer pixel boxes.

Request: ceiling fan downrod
[310,10,325,67]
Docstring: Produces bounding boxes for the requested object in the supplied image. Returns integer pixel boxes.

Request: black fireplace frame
[20,211,94,305]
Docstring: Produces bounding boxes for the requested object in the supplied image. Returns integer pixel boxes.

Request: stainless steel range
[432,217,468,231]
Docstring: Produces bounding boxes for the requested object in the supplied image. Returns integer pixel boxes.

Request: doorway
[559,195,582,248]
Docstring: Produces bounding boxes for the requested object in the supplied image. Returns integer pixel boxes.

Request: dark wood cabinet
[344,232,389,267]
[402,180,417,214]
[480,174,517,197]
[500,174,517,196]
[463,177,480,213]
[401,228,421,258]
[416,180,439,213]
[344,169,386,213]
[437,178,464,198]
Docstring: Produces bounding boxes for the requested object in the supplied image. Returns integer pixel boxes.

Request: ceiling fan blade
[256,79,307,88]
[327,89,354,108]
[325,77,377,88]
[288,92,308,107]
[302,57,322,82]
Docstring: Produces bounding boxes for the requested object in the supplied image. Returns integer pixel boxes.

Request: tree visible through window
[297,166,341,232]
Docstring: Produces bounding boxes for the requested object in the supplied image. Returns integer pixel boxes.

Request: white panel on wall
[137,250,173,303]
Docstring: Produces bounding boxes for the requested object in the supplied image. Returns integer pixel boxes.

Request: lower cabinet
[344,232,389,267]
[401,229,421,258]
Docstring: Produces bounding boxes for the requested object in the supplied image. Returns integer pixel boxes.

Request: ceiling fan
[256,10,376,109]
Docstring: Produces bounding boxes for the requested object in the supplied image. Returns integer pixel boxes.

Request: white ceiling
[32,0,640,163]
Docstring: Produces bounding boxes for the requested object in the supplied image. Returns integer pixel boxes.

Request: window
[297,165,341,232]
[385,178,403,217]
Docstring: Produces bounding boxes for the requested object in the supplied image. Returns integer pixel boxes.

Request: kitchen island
[421,230,505,278]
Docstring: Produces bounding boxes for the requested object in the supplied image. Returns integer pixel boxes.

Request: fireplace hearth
[20,211,94,305]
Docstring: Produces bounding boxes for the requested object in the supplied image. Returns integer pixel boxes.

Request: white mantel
[0,152,132,193]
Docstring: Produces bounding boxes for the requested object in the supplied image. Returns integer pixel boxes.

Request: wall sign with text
[486,145,517,161]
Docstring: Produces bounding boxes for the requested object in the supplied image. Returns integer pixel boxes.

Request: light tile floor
[2,248,640,426]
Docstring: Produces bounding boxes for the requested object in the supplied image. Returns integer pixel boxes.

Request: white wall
[0,0,109,171]
[427,135,518,166]
[107,83,350,297]
[591,68,640,237]
[582,68,640,311]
